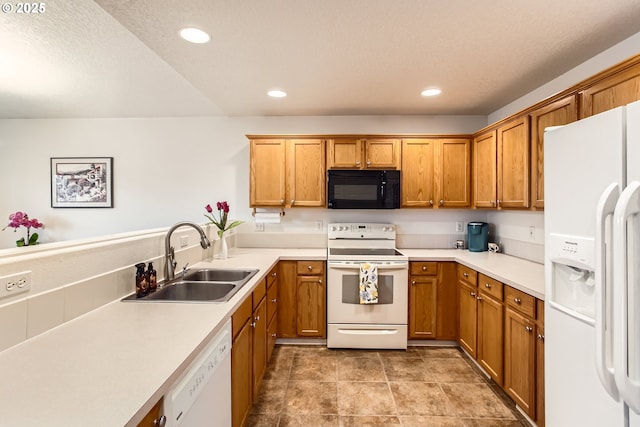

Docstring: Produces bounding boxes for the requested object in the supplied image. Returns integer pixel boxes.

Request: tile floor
[246,345,530,427]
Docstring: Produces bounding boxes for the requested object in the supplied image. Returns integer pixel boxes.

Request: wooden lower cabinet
[278,260,326,338]
[252,295,267,396]
[136,397,164,427]
[477,288,504,385]
[458,279,478,358]
[504,305,536,419]
[231,296,253,427]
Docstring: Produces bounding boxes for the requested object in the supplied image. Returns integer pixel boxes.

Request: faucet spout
[164,222,211,281]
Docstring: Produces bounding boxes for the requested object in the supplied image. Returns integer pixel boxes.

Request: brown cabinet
[327,138,401,169]
[266,265,279,361]
[277,260,326,339]
[401,138,470,208]
[231,296,253,427]
[250,138,325,208]
[497,115,530,209]
[476,274,504,385]
[580,61,640,119]
[472,130,498,208]
[504,286,537,419]
[529,95,578,209]
[136,397,164,427]
[252,292,267,396]
[457,265,478,358]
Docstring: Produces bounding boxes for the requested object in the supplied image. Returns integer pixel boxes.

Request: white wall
[0,114,485,250]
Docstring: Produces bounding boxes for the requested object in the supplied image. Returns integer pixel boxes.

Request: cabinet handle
[411,280,416,286]
[439,199,444,206]
[470,292,476,297]
[463,272,469,278]
[497,199,501,207]
[271,298,277,303]
[307,265,313,271]
[366,160,371,166]
[290,199,295,205]
[280,199,285,205]
[422,266,427,271]
[477,296,482,301]
[251,322,256,328]
[154,415,167,427]
[318,279,322,283]
[254,315,260,321]
[429,199,434,206]
[485,283,491,289]
[271,333,277,337]
[525,326,533,333]
[514,297,521,304]
[271,272,277,277]
[537,334,545,342]
[490,200,495,206]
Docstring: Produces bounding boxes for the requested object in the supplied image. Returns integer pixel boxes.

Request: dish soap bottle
[135,263,148,297]
[147,262,157,293]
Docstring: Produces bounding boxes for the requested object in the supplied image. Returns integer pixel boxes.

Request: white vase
[216,234,228,260]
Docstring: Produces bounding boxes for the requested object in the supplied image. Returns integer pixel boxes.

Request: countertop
[0,247,543,426]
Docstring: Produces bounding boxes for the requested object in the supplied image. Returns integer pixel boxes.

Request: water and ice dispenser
[547,233,596,324]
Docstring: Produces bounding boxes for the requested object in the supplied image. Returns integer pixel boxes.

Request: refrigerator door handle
[595,183,621,400]
[613,181,640,414]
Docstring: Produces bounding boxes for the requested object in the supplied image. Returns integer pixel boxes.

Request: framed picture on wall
[50,157,113,208]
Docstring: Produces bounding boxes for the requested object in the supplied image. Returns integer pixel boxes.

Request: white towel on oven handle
[359,262,379,304]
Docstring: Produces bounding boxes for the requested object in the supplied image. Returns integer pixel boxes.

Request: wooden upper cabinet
[401,138,470,208]
[529,95,578,209]
[327,138,362,168]
[327,138,400,169]
[250,139,286,207]
[497,116,530,209]
[472,130,497,208]
[401,139,435,207]
[580,61,640,119]
[286,139,326,207]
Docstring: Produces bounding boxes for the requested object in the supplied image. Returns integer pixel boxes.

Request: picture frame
[50,157,113,208]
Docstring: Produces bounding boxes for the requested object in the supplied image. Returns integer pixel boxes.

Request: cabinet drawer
[410,261,438,276]
[297,261,324,275]
[267,281,278,323]
[457,264,478,286]
[266,265,278,289]
[478,273,503,301]
[505,286,536,318]
[253,278,267,309]
[232,296,253,340]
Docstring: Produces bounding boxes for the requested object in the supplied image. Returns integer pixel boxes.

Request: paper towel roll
[254,212,281,223]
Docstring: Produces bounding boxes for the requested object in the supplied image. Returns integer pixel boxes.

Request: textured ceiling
[2,1,640,118]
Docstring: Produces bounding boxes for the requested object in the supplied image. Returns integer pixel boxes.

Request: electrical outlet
[0,271,32,299]
[179,235,189,247]
[455,222,464,233]
[315,220,323,231]
[529,226,535,240]
[255,222,264,232]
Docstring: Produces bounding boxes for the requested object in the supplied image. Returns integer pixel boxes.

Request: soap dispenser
[147,262,157,293]
[135,263,148,297]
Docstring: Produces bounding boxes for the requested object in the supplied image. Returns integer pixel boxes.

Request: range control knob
[330,226,337,231]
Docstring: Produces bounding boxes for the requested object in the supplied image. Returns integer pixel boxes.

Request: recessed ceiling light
[421,88,442,97]
[267,89,287,98]
[179,28,210,44]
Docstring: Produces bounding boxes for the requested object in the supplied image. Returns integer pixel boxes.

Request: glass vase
[216,234,228,260]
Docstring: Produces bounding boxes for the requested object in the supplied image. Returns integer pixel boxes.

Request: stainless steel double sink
[122,268,259,303]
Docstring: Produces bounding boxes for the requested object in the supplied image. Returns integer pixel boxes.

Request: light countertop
[0,247,543,426]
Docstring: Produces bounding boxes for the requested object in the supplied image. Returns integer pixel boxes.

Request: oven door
[327,261,408,325]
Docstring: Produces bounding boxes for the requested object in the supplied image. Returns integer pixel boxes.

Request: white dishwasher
[165,319,232,427]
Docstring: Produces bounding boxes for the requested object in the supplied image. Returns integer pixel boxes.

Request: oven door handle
[328,262,408,270]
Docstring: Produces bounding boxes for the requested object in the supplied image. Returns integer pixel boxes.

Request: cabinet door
[472,130,497,208]
[529,95,577,209]
[437,138,471,207]
[477,292,504,385]
[458,280,478,358]
[409,276,437,338]
[252,297,267,397]
[580,62,640,118]
[296,275,326,337]
[327,138,363,169]
[232,320,252,427]
[364,138,401,169]
[250,139,286,207]
[497,116,530,208]
[286,139,326,207]
[436,262,458,340]
[401,139,435,207]
[136,398,163,427]
[504,307,536,418]
[267,315,278,362]
[277,261,297,338]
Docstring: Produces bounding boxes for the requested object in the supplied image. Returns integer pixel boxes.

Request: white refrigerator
[545,100,640,427]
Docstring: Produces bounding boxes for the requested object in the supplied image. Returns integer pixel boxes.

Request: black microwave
[327,170,401,209]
